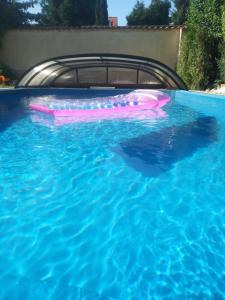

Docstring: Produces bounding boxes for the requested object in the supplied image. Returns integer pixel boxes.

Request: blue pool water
[0,89,225,299]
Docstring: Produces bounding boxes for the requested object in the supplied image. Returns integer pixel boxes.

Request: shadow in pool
[115,116,218,177]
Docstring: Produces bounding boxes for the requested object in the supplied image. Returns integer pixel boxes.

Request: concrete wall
[0,27,182,76]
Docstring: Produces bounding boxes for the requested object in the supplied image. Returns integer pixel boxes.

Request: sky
[27,0,151,26]
[108,0,150,25]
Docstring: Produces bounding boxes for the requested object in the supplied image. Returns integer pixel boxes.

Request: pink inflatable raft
[31,107,168,126]
[29,90,170,121]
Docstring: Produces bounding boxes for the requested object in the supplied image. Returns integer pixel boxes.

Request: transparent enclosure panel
[78,68,107,84]
[52,70,77,87]
[138,70,161,85]
[108,68,137,84]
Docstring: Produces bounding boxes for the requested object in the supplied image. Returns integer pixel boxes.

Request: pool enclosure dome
[16,54,187,90]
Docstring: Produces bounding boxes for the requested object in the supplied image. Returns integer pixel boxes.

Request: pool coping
[177,90,225,100]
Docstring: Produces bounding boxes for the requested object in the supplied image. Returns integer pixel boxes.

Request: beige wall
[0,27,182,76]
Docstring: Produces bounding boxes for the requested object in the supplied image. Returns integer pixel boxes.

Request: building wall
[108,17,118,27]
[0,27,182,76]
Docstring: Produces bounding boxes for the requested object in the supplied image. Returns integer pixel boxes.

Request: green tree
[95,0,108,25]
[147,0,170,25]
[59,0,97,26]
[0,0,36,29]
[39,0,62,25]
[126,1,148,26]
[172,0,190,25]
[39,0,108,26]
[127,0,170,26]
[79,0,96,25]
[177,0,224,89]
[0,0,37,44]
[59,0,80,26]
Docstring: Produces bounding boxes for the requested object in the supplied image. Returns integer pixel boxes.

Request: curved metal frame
[16,54,187,90]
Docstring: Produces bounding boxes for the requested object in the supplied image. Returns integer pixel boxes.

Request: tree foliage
[148,0,170,25]
[177,0,224,89]
[0,0,36,27]
[127,0,171,26]
[39,0,62,25]
[95,0,108,25]
[219,3,225,82]
[126,1,148,26]
[39,0,108,26]
[0,0,37,45]
[171,0,190,25]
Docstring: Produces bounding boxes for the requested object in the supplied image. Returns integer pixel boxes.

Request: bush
[177,31,213,89]
[218,43,225,83]
[177,0,224,90]
[219,4,225,82]
[0,63,16,83]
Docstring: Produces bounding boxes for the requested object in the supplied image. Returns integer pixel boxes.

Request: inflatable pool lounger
[29,90,170,120]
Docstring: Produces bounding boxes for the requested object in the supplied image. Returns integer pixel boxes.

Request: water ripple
[0,91,225,299]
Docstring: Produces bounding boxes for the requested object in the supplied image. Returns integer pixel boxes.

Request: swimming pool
[0,88,224,299]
